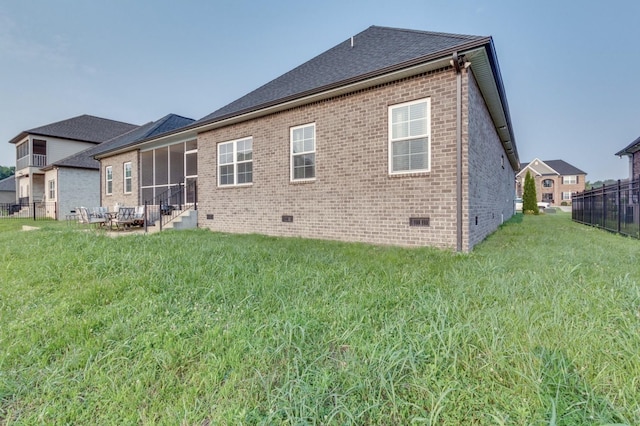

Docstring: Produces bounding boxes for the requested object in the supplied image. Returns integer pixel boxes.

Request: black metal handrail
[143,180,197,231]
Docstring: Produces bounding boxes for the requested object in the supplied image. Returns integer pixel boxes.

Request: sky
[1,0,639,183]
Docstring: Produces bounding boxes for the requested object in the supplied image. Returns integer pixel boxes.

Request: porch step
[163,209,197,230]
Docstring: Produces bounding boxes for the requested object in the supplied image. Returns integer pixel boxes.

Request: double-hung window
[105,166,113,195]
[218,137,253,186]
[291,123,315,181]
[389,98,430,174]
[563,175,577,185]
[48,179,55,200]
[124,162,132,193]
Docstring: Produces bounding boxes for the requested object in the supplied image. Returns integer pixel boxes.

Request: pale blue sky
[1,0,638,182]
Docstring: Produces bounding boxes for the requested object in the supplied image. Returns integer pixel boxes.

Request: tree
[0,166,15,180]
[522,170,538,214]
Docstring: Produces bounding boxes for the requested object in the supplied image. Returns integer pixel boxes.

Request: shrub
[522,171,538,215]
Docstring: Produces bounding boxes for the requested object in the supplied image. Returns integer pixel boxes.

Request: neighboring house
[91,114,195,209]
[98,26,520,252]
[9,115,138,218]
[516,158,586,205]
[0,175,16,204]
[615,136,640,181]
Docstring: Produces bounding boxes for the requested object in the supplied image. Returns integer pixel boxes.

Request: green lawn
[1,214,639,424]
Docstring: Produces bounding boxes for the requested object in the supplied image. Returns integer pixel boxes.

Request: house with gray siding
[97,26,520,251]
[9,115,138,218]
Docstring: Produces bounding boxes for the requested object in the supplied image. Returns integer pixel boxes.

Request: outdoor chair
[77,207,107,227]
[91,206,108,218]
[111,207,136,230]
[133,206,146,226]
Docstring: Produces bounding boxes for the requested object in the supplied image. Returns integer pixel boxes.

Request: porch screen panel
[186,152,197,176]
[141,187,154,204]
[170,144,185,184]
[141,151,154,187]
[155,147,168,185]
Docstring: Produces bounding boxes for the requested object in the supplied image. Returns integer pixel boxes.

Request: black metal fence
[0,201,57,221]
[572,179,640,238]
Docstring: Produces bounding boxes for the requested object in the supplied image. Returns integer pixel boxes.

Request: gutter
[452,52,465,253]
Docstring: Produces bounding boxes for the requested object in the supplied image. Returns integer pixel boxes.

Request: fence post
[617,180,621,234]
[32,202,36,221]
[144,201,148,233]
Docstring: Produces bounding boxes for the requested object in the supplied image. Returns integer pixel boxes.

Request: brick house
[90,114,195,210]
[97,26,520,252]
[615,136,640,181]
[516,158,586,205]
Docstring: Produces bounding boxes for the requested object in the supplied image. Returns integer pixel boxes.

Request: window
[105,166,113,195]
[389,98,430,174]
[563,175,577,185]
[543,179,553,188]
[562,192,572,200]
[124,162,132,193]
[218,137,253,186]
[16,142,29,160]
[291,123,315,181]
[48,179,55,200]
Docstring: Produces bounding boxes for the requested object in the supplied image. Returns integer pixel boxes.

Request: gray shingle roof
[615,136,640,156]
[0,175,15,192]
[48,114,194,170]
[543,160,586,176]
[90,114,195,158]
[10,114,138,145]
[195,26,487,125]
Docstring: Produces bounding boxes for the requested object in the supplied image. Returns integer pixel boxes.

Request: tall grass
[0,214,638,424]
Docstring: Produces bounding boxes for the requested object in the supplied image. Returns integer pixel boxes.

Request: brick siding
[101,151,140,209]
[197,67,513,251]
[633,152,640,181]
[466,72,515,250]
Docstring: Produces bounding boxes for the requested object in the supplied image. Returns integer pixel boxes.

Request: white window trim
[388,98,431,175]
[123,162,132,194]
[290,123,316,182]
[105,166,113,195]
[48,179,56,201]
[562,192,573,200]
[563,175,577,185]
[217,137,253,187]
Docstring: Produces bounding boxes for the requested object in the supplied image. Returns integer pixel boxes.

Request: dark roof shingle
[10,114,138,145]
[195,26,486,125]
[543,160,586,176]
[615,136,640,156]
[0,175,15,192]
[49,114,194,169]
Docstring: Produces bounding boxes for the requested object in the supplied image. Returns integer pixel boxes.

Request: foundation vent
[409,217,430,227]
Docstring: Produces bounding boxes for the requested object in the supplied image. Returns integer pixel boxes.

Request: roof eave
[463,41,519,171]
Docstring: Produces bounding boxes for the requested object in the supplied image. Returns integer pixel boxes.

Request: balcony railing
[16,154,47,170]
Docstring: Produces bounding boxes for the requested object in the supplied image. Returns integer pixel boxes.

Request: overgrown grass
[1,214,639,424]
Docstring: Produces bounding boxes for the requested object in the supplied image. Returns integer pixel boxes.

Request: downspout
[452,52,463,252]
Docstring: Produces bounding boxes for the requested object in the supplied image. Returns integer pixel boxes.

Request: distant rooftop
[45,114,195,170]
[9,114,138,145]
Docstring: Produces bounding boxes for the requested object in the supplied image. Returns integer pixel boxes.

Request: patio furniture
[132,206,146,226]
[77,207,107,227]
[111,207,136,230]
